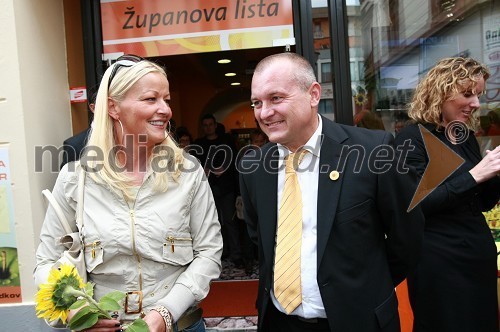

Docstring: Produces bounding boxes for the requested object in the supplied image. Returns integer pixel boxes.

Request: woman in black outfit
[395,57,500,332]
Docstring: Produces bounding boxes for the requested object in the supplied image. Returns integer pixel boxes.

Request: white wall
[0,0,71,306]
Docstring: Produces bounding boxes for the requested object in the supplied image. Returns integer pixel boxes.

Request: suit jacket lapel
[317,119,347,265]
[259,144,279,266]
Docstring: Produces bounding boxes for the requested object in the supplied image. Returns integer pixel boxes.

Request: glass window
[345,0,500,153]
[319,60,332,83]
[312,0,334,120]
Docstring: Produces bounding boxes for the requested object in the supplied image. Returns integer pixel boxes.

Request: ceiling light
[231,82,241,86]
[218,59,231,64]
[225,73,236,77]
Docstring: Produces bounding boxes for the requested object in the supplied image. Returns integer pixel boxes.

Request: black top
[395,123,499,332]
[60,127,91,169]
[193,134,237,196]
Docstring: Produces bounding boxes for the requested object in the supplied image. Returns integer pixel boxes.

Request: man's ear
[309,82,321,108]
[108,98,119,120]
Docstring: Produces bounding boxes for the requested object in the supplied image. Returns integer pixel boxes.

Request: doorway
[150,46,292,141]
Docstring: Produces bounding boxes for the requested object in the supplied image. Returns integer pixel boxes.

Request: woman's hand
[143,310,168,332]
[469,145,500,183]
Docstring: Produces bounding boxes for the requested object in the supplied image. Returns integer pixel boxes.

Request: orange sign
[101,0,294,57]
[0,286,22,304]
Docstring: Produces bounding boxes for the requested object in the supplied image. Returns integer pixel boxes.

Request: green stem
[64,287,112,320]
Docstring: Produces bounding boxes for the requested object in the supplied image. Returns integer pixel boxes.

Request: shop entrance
[150,46,290,140]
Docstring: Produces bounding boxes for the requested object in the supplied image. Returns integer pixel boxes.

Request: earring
[116,119,125,144]
[165,121,172,140]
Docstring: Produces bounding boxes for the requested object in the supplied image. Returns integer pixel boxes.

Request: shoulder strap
[42,166,86,234]
[41,189,73,234]
[76,166,86,229]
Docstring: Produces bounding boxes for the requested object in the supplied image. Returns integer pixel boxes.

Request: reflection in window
[319,61,332,83]
[318,99,335,121]
[312,1,334,119]
[345,0,499,146]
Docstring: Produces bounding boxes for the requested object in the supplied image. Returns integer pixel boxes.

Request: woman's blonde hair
[86,59,185,199]
[408,57,490,129]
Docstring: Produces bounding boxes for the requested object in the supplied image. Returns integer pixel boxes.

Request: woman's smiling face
[110,72,171,148]
[441,77,485,126]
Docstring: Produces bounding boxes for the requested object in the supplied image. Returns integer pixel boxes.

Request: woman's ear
[108,98,119,120]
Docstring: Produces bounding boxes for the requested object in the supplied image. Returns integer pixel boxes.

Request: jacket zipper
[84,240,101,259]
[166,236,193,253]
[125,183,146,311]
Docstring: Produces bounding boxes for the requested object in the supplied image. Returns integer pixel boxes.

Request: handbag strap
[76,166,86,229]
[42,165,86,234]
[42,189,73,234]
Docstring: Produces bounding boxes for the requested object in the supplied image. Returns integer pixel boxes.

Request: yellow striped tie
[274,149,307,314]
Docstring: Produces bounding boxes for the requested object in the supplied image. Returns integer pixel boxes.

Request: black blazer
[60,127,91,169]
[239,116,424,331]
[395,123,499,331]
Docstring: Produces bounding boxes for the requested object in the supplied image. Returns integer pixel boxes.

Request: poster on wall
[0,145,22,303]
[100,0,294,57]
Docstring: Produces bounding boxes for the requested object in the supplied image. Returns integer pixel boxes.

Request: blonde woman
[395,57,500,332]
[35,55,222,332]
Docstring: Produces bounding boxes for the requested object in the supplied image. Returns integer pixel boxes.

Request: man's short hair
[201,113,216,123]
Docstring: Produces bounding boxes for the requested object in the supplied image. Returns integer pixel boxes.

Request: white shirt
[271,115,327,319]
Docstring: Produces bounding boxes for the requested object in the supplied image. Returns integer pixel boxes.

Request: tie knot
[285,149,308,173]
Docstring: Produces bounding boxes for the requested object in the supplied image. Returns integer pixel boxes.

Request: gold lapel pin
[329,170,340,181]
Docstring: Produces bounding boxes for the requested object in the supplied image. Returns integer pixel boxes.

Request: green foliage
[69,299,87,310]
[98,297,121,311]
[84,282,94,297]
[125,318,149,332]
[68,307,99,331]
[102,291,126,302]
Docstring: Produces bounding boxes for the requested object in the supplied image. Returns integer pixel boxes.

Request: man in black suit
[239,53,424,332]
[60,127,91,169]
[60,92,95,169]
[193,114,243,266]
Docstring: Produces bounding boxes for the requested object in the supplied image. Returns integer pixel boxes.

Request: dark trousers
[238,217,257,262]
[213,191,242,261]
[262,302,331,332]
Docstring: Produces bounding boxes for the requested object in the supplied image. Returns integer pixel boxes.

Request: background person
[35,55,223,332]
[395,57,500,332]
[234,128,269,273]
[249,128,268,148]
[60,89,97,169]
[193,114,243,267]
[485,110,500,136]
[175,126,194,151]
[239,52,424,332]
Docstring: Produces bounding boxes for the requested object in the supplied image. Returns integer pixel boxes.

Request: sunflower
[354,91,367,106]
[484,203,500,241]
[35,264,85,324]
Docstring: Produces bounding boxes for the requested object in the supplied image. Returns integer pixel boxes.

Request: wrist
[152,305,173,332]
[469,169,483,184]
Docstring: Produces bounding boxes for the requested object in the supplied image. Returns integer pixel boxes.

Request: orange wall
[173,76,216,140]
[222,103,256,131]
